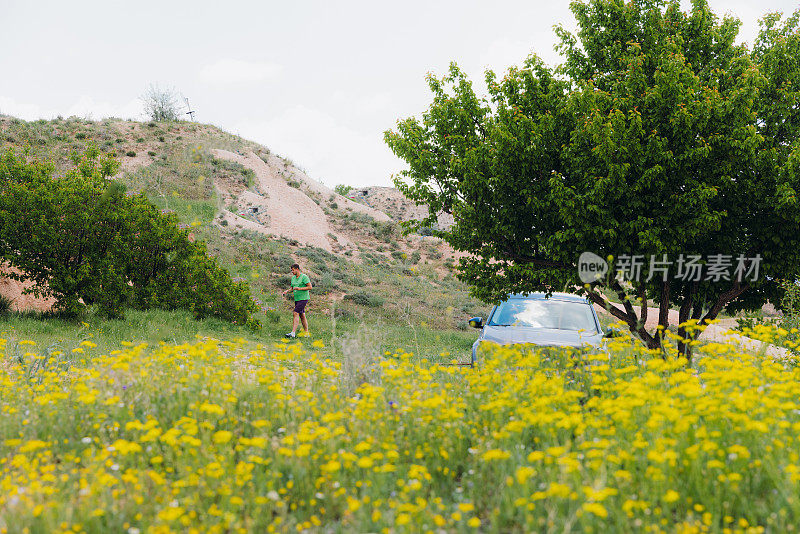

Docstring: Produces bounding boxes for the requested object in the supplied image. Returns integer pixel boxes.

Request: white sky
[1,0,796,187]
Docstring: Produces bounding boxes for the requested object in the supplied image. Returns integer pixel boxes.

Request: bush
[141,84,180,122]
[342,274,366,287]
[273,255,295,273]
[126,151,136,157]
[334,306,355,320]
[344,292,384,308]
[275,274,293,287]
[314,273,339,296]
[334,184,352,196]
[0,294,12,315]
[0,148,257,324]
[372,221,397,242]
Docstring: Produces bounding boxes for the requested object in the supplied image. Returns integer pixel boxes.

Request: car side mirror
[468,317,483,328]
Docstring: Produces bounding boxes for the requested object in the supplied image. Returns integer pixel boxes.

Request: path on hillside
[211,150,389,252]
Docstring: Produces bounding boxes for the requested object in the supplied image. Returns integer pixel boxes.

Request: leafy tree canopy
[385,0,800,356]
[0,147,258,327]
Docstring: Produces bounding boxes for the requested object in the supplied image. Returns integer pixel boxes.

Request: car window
[488,299,597,331]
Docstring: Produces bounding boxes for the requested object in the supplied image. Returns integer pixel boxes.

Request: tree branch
[503,250,574,270]
[701,280,749,325]
[658,280,670,332]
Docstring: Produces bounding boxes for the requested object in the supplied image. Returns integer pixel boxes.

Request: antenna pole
[183,96,195,121]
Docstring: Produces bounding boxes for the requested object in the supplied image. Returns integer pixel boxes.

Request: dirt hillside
[211,150,390,252]
[347,186,454,230]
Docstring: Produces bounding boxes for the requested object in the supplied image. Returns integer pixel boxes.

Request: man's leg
[300,313,308,332]
[292,311,300,334]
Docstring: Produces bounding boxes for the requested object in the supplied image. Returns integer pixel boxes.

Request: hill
[0,116,488,330]
[345,186,455,231]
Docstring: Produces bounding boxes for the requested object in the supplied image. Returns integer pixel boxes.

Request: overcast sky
[1,1,796,187]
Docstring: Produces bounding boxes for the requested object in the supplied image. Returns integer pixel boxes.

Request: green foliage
[275,274,293,287]
[334,184,353,196]
[0,294,12,315]
[779,281,800,343]
[344,292,384,308]
[0,149,257,325]
[314,273,339,296]
[385,0,800,354]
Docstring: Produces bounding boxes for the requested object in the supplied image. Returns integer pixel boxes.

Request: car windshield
[488,299,598,331]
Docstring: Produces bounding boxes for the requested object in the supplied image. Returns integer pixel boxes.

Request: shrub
[314,273,339,296]
[141,84,180,122]
[334,184,352,196]
[0,294,12,315]
[334,306,355,320]
[273,254,295,273]
[372,221,397,242]
[126,150,136,157]
[0,148,257,324]
[342,274,366,287]
[297,246,335,265]
[344,292,384,308]
[275,274,293,287]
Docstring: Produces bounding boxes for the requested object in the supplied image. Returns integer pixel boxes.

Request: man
[282,263,312,338]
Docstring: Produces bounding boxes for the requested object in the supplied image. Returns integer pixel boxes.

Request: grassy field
[0,305,479,368]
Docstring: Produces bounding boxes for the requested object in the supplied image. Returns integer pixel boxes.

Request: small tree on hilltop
[141,84,180,122]
[385,0,800,360]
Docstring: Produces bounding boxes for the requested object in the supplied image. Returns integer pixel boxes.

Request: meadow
[1,319,799,533]
[3,116,798,533]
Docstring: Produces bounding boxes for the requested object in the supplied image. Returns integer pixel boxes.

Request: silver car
[469,292,605,363]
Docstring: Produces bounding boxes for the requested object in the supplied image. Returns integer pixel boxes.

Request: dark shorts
[293,299,308,314]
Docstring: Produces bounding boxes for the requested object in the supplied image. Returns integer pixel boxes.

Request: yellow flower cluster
[0,327,799,533]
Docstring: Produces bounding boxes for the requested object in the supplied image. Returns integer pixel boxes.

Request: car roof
[505,292,590,304]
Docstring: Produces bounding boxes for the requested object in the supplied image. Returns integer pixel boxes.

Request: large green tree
[385,0,800,356]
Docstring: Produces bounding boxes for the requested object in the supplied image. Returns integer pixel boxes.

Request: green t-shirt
[291,273,311,301]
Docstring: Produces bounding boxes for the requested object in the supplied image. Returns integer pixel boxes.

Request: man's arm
[297,275,312,291]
